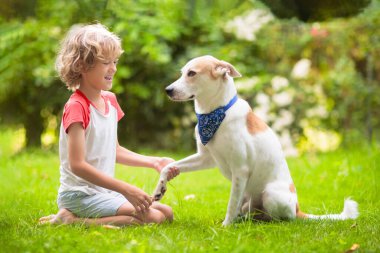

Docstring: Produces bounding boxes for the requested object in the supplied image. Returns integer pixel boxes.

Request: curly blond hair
[56,23,123,90]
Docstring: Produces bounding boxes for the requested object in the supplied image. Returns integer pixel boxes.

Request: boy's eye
[103,59,118,65]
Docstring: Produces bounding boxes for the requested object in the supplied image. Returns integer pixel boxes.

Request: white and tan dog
[153,55,358,226]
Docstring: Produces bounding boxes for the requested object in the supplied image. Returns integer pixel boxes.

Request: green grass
[0,129,379,253]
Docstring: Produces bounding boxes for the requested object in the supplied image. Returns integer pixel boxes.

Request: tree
[0,0,109,147]
[258,0,371,21]
[0,0,378,150]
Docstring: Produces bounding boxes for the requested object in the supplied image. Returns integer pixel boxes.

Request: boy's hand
[124,185,152,213]
[154,157,180,181]
[166,166,180,181]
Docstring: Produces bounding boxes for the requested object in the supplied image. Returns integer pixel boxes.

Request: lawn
[0,128,379,252]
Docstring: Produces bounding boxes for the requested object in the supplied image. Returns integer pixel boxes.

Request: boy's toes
[39,214,55,221]
[38,214,56,225]
[38,209,76,225]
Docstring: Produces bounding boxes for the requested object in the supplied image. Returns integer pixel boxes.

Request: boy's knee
[160,205,174,222]
[145,210,166,224]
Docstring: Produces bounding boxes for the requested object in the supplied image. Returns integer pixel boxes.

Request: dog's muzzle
[165,87,174,97]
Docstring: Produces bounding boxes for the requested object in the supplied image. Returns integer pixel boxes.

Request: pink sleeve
[62,101,90,133]
[106,92,125,121]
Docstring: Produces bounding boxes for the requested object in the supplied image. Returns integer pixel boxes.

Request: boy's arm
[116,140,180,179]
[67,123,152,212]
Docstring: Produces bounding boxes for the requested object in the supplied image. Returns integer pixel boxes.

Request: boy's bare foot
[38,209,77,225]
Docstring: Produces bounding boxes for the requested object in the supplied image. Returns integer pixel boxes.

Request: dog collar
[196,95,238,145]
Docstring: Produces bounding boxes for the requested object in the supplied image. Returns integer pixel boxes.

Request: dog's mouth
[169,94,195,101]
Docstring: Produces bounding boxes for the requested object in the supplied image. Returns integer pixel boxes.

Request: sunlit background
[0,0,379,156]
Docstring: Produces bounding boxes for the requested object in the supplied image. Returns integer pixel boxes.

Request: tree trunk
[24,111,44,148]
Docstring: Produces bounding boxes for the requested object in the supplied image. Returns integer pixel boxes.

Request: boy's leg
[116,202,166,224]
[39,203,171,226]
[39,193,143,226]
[151,202,174,222]
[39,209,76,224]
[39,192,173,226]
[39,208,143,226]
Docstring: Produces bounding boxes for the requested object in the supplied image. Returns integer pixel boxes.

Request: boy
[39,23,178,226]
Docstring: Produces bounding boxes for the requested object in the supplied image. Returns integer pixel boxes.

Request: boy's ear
[76,59,87,73]
[74,59,82,72]
[213,60,242,79]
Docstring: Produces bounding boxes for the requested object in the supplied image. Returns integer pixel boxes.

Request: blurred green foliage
[0,0,379,151]
[259,0,371,21]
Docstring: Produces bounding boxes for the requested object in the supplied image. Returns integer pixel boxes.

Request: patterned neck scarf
[196,95,238,145]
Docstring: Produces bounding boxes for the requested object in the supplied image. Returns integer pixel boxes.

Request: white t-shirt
[58,90,124,195]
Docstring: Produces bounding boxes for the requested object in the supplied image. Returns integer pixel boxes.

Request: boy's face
[81,58,118,91]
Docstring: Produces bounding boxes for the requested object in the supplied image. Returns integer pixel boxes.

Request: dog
[153,55,358,226]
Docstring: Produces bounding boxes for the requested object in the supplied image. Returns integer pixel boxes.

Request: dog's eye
[187,70,196,77]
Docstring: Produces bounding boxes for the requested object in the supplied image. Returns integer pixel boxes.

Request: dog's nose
[165,87,174,96]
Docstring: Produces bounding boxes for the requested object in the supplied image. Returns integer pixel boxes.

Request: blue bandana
[196,95,238,145]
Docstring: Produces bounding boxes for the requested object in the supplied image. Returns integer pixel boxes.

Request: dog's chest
[200,107,252,175]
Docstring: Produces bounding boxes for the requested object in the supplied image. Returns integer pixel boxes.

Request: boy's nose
[110,64,117,73]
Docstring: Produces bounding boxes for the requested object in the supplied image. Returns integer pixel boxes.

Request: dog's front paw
[153,179,167,201]
[222,219,232,227]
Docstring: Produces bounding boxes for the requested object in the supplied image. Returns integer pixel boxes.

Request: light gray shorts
[57,191,128,218]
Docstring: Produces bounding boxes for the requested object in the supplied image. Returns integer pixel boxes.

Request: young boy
[39,23,179,227]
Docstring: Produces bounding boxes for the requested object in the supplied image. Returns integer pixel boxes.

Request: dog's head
[165,55,241,101]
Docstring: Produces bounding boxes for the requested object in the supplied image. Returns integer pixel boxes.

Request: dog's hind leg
[262,181,297,220]
[240,198,273,222]
[240,203,272,222]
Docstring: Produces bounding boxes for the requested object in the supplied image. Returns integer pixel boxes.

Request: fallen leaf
[345,243,359,253]
[102,224,121,230]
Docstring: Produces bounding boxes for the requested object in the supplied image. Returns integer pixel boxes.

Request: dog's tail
[299,198,359,220]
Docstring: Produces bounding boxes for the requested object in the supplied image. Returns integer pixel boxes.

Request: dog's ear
[214,60,242,79]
